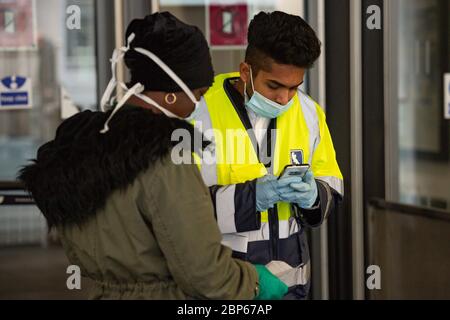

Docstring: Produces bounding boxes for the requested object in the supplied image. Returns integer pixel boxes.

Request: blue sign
[0,76,32,109]
[290,150,304,165]
[1,92,29,105]
[1,76,27,90]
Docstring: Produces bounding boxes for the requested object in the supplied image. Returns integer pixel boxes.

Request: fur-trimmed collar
[18,105,196,228]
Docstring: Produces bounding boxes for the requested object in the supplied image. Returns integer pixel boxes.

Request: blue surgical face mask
[244,66,294,119]
[184,100,202,122]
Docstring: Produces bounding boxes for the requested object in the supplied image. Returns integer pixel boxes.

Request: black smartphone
[277,164,311,180]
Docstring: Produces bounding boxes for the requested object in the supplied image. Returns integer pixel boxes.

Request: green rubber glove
[253,264,289,300]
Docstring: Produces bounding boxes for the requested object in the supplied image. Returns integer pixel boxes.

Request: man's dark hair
[246,11,321,73]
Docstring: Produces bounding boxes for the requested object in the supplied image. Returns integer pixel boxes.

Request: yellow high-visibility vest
[201,72,343,223]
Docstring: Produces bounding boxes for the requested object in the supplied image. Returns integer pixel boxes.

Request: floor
[0,245,91,300]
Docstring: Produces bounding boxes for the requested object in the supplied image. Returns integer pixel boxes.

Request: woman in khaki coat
[18,12,287,300]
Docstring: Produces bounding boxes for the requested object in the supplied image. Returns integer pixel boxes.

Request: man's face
[240,60,305,105]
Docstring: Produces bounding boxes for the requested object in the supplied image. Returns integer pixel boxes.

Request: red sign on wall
[0,0,36,50]
[209,4,248,47]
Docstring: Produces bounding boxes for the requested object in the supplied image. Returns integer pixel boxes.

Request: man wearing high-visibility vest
[193,11,343,299]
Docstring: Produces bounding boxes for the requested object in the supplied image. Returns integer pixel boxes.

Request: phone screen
[278,165,310,180]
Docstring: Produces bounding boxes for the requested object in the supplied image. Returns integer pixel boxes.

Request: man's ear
[239,62,250,83]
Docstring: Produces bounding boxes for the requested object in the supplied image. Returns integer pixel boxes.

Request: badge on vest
[290,150,304,165]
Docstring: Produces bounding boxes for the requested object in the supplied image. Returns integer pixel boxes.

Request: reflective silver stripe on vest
[287,260,311,286]
[317,176,344,196]
[194,98,218,187]
[221,217,301,253]
[216,185,237,234]
[298,90,320,165]
[245,218,300,242]
[221,233,248,253]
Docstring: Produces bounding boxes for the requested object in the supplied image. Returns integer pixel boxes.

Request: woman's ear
[239,62,250,83]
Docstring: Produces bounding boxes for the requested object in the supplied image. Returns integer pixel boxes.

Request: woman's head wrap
[124,12,214,92]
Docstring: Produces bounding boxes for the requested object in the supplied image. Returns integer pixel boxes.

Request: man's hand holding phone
[277,165,318,209]
[255,175,294,212]
[255,165,319,212]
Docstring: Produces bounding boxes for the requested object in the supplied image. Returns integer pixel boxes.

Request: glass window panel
[0,0,98,182]
[390,0,450,210]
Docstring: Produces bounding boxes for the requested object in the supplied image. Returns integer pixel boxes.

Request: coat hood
[18,106,198,228]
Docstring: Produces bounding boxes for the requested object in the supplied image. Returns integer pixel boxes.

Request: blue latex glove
[280,170,318,209]
[255,175,293,212]
[253,264,288,300]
